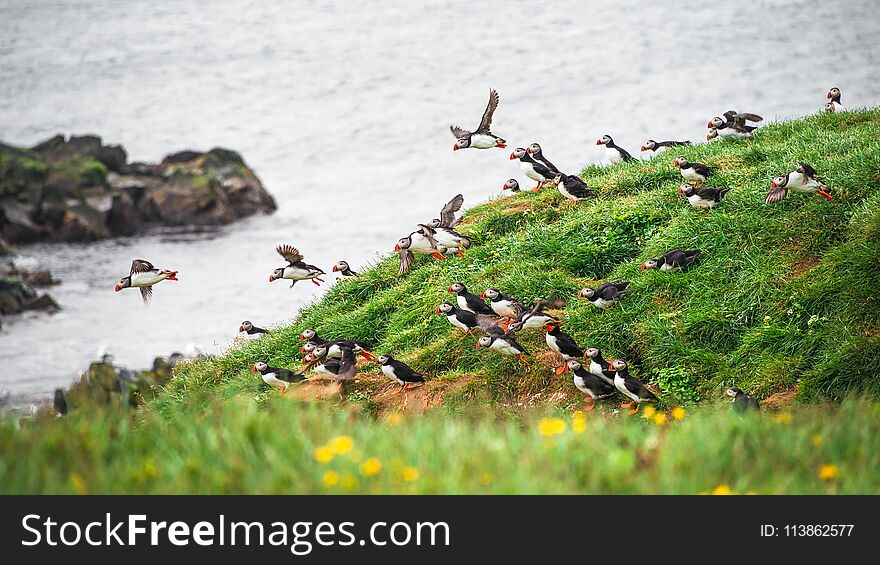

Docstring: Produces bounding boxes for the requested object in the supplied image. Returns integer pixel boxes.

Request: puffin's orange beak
[475,342,481,349]
[239,325,245,332]
[435,307,441,315]
[479,291,486,299]
[299,335,305,342]
[509,152,516,160]
[114,284,121,292]
[677,187,684,195]
[251,366,256,373]
[826,91,832,99]
[707,121,714,128]
[332,265,338,272]
[453,145,459,151]
[640,264,646,270]
[640,145,647,151]
[577,289,587,299]
[501,184,508,190]
[673,161,681,168]
[268,274,275,282]
[542,325,553,332]
[447,286,453,292]
[595,139,602,145]
[393,244,399,252]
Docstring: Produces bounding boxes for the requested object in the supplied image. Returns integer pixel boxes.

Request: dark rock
[0,275,36,314]
[107,191,139,236]
[162,150,204,165]
[27,293,59,312]
[127,162,155,175]
[22,268,59,287]
[1,199,45,243]
[56,203,110,241]
[140,171,234,225]
[0,237,10,255]
[206,147,245,167]
[96,144,128,173]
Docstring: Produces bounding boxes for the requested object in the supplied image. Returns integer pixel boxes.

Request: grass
[2,109,880,494]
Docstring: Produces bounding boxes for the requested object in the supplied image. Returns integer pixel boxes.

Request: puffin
[451,89,506,150]
[640,249,702,271]
[239,320,268,335]
[302,345,358,381]
[436,301,502,334]
[584,347,616,386]
[115,259,178,303]
[332,260,357,276]
[510,147,556,191]
[427,223,470,257]
[252,361,306,395]
[608,359,657,415]
[640,139,691,153]
[566,359,617,411]
[706,127,720,142]
[476,332,529,364]
[596,135,635,164]
[765,163,831,203]
[709,110,762,138]
[480,288,526,320]
[527,143,561,175]
[53,388,68,416]
[269,245,325,287]
[448,282,495,315]
[396,227,445,275]
[436,237,471,258]
[507,298,565,332]
[426,194,464,229]
[678,183,730,209]
[826,87,843,112]
[376,354,426,393]
[543,322,584,375]
[502,178,522,195]
[673,156,713,186]
[578,281,629,309]
[550,173,595,202]
[722,386,760,412]
[298,328,374,360]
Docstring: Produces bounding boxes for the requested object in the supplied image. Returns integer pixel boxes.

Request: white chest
[470,134,497,149]
[605,146,623,164]
[447,314,470,331]
[130,271,164,287]
[519,160,543,182]
[687,194,716,209]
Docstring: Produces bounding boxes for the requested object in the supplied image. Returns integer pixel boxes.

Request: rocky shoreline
[1,134,276,245]
[0,260,60,328]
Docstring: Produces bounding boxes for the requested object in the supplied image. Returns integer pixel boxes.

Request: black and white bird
[550,173,595,202]
[269,245,325,287]
[507,298,565,332]
[583,347,616,386]
[451,89,506,150]
[480,288,526,321]
[709,110,762,139]
[596,135,635,164]
[722,386,760,412]
[501,178,522,195]
[543,322,584,375]
[298,328,374,360]
[640,139,691,153]
[239,320,268,335]
[302,345,358,381]
[426,194,464,229]
[448,282,495,315]
[609,359,657,415]
[706,127,720,142]
[332,260,357,277]
[376,354,426,393]
[527,143,561,175]
[252,361,306,395]
[825,87,844,112]
[765,163,831,203]
[673,157,713,186]
[678,183,730,209]
[435,301,502,334]
[427,222,470,258]
[396,226,445,275]
[115,259,178,303]
[578,281,629,309]
[476,333,529,364]
[510,147,556,191]
[640,249,702,271]
[566,359,617,411]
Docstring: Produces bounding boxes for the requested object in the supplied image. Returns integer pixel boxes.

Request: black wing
[476,89,500,133]
[657,140,691,148]
[555,330,584,357]
[734,112,763,123]
[438,194,464,227]
[617,146,635,161]
[276,244,304,265]
[336,347,358,381]
[463,292,495,315]
[398,248,414,275]
[130,259,154,274]
[475,313,504,334]
[529,157,557,179]
[796,162,818,178]
[510,298,565,331]
[139,286,152,304]
[692,162,713,177]
[392,359,425,383]
[450,125,471,139]
[564,175,595,198]
[418,225,440,251]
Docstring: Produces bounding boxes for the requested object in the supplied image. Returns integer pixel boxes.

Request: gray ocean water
[1,0,878,402]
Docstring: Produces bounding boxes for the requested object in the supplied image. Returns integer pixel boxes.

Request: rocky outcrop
[0,135,276,244]
[0,262,60,326]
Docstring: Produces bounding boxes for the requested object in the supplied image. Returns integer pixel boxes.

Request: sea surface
[1,0,878,402]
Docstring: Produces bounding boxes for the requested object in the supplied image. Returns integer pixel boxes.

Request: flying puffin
[596,135,635,164]
[376,354,426,393]
[507,298,565,332]
[115,259,178,303]
[425,194,464,229]
[527,143,561,175]
[436,301,503,335]
[543,322,584,375]
[673,157,713,186]
[825,87,843,112]
[480,288,526,320]
[510,147,556,191]
[709,110,762,138]
[476,332,530,365]
[396,227,445,275]
[448,282,495,315]
[302,345,358,381]
[566,359,617,411]
[451,89,506,150]
[765,163,831,203]
[640,139,691,153]
[722,386,760,411]
[501,178,522,195]
[584,347,616,386]
[332,260,357,276]
[640,249,702,271]
[252,361,306,395]
[608,359,657,415]
[678,183,730,209]
[239,320,268,335]
[578,281,629,309]
[426,223,470,257]
[298,328,374,360]
[269,245,325,287]
[550,173,595,202]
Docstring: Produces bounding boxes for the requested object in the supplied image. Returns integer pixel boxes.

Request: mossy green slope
[167,109,880,407]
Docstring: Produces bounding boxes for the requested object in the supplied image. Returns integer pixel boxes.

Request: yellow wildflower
[712,484,733,495]
[653,413,667,426]
[641,405,657,419]
[322,470,340,487]
[773,412,792,424]
[571,412,587,433]
[672,406,686,421]
[818,464,838,481]
[538,417,567,436]
[386,412,403,426]
[143,461,158,478]
[360,457,383,477]
[69,472,87,494]
[314,445,334,463]
[402,467,420,482]
[329,435,354,455]
[811,435,823,447]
